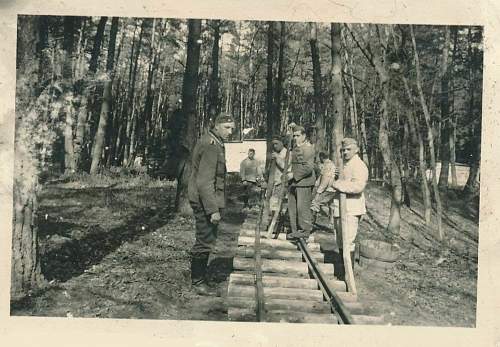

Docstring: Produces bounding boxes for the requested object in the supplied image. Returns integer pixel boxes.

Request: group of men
[187,113,368,295]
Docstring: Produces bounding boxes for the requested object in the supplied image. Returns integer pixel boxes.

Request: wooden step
[228,284,324,301]
[228,308,337,323]
[233,257,335,278]
[238,236,297,250]
[229,273,319,290]
[351,314,385,325]
[236,245,324,262]
[227,296,331,314]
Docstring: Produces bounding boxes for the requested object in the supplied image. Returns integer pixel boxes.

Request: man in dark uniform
[188,114,235,295]
[286,125,316,240]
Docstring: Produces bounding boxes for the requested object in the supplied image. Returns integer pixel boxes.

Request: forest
[11,16,482,323]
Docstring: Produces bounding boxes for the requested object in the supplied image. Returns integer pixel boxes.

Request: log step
[233,257,334,278]
[236,245,324,262]
[227,296,331,314]
[237,236,321,251]
[228,284,324,301]
[228,308,337,323]
[229,273,319,290]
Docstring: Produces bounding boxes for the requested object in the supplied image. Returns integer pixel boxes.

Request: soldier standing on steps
[330,137,368,280]
[188,113,235,295]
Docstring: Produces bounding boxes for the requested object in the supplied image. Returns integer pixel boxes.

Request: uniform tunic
[288,141,316,233]
[188,130,227,255]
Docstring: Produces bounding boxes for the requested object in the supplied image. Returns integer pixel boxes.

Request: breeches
[288,186,313,233]
[333,215,359,252]
[190,202,219,256]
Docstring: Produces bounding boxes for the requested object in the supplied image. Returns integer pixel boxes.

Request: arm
[317,162,335,194]
[332,160,368,194]
[197,144,220,215]
[240,159,246,181]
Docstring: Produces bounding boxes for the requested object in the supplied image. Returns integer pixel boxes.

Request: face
[293,131,306,146]
[341,144,358,161]
[248,150,255,159]
[213,122,235,141]
[272,142,283,152]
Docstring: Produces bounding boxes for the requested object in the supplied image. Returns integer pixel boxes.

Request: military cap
[214,113,235,125]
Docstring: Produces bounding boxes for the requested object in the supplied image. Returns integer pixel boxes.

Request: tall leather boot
[337,249,345,281]
[190,253,215,296]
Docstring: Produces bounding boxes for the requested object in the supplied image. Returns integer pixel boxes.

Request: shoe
[191,252,213,295]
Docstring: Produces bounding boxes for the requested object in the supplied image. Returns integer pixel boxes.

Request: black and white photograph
[8,14,482,326]
[1,0,499,346]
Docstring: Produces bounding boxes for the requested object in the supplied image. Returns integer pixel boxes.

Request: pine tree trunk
[62,17,77,173]
[331,23,356,295]
[309,23,324,153]
[266,21,275,163]
[438,26,451,190]
[90,17,119,174]
[208,20,221,124]
[176,19,202,215]
[410,25,444,241]
[11,15,45,300]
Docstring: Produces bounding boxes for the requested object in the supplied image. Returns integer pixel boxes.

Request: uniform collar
[208,130,224,146]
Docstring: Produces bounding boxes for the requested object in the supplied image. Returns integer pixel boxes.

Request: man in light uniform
[188,114,235,295]
[330,138,368,278]
[269,138,288,213]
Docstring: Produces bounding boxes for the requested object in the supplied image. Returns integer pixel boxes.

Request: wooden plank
[229,273,319,290]
[227,296,331,314]
[352,314,385,325]
[236,246,324,262]
[233,257,309,277]
[229,308,337,324]
[228,284,324,301]
[238,236,297,250]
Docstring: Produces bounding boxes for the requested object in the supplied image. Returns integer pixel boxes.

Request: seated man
[240,148,263,210]
[311,151,336,228]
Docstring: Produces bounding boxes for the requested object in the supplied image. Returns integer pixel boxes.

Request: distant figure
[311,151,336,225]
[269,138,288,214]
[330,138,368,279]
[240,148,263,210]
[188,113,235,295]
[286,125,316,240]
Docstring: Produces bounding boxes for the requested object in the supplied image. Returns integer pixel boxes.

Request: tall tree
[12,16,46,299]
[309,22,324,154]
[331,23,356,294]
[410,25,444,240]
[208,20,221,124]
[438,26,452,190]
[265,21,276,163]
[90,17,119,174]
[175,19,202,215]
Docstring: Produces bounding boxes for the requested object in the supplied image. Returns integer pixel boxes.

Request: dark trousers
[190,201,219,256]
[242,181,258,207]
[288,186,313,233]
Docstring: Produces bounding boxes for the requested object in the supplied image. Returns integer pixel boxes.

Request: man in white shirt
[330,138,368,279]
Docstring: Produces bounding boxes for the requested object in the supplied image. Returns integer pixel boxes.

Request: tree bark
[12,15,45,299]
[62,16,77,173]
[90,17,119,174]
[410,25,444,241]
[88,17,108,74]
[331,23,356,295]
[175,19,202,215]
[309,23,324,154]
[208,20,221,125]
[266,21,276,163]
[438,26,451,190]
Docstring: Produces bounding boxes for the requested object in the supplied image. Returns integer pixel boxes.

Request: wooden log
[327,279,347,292]
[336,291,358,303]
[228,284,324,301]
[238,236,297,250]
[236,246,324,262]
[227,296,331,313]
[229,273,319,290]
[233,257,307,277]
[229,308,337,324]
[351,314,385,325]
[342,301,366,315]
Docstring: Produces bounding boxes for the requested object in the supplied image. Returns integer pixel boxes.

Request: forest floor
[10,173,478,327]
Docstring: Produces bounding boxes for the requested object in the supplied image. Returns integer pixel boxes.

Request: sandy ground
[10,176,478,327]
